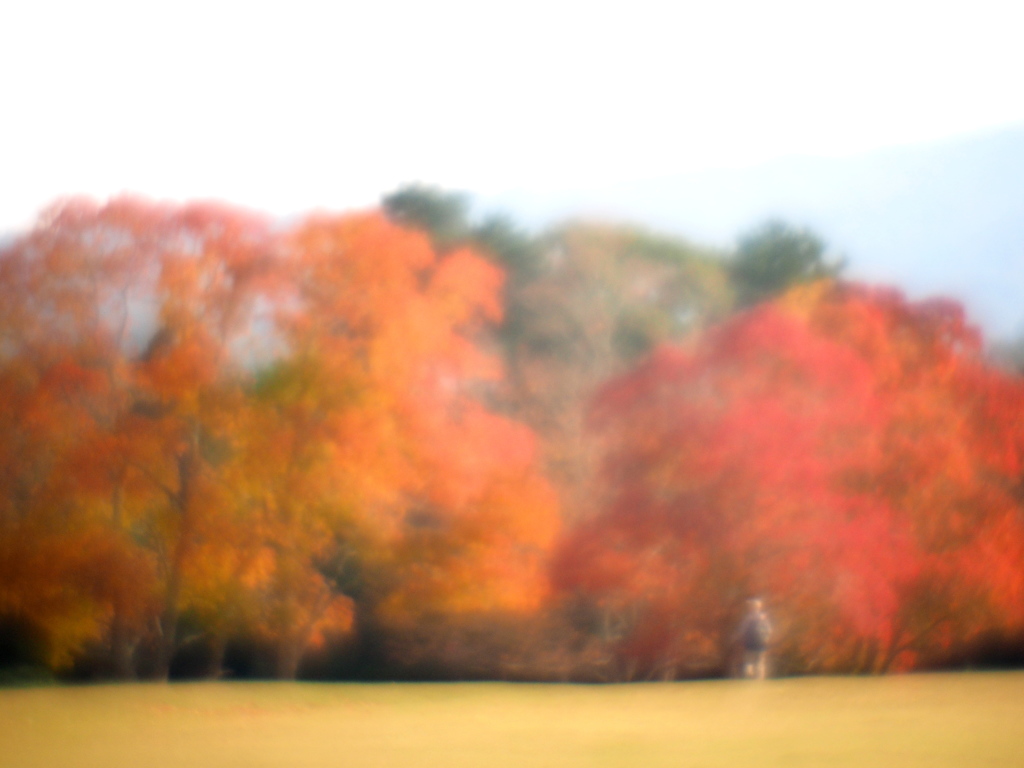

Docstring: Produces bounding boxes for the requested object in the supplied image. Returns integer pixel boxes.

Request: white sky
[2,0,1023,232]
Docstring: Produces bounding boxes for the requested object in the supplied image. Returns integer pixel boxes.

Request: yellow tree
[120,201,278,679]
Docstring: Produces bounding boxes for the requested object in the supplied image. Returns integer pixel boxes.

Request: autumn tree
[1,196,566,681]
[127,202,281,679]
[553,305,899,678]
[263,212,559,677]
[503,222,733,525]
[555,281,1024,677]
[0,199,164,674]
[382,189,736,545]
[0,198,281,678]
[780,282,1024,668]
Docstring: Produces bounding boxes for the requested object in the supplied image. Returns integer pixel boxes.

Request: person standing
[736,598,772,679]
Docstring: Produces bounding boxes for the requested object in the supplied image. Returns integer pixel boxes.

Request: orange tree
[0,199,165,673]
[0,198,278,677]
[0,199,560,679]
[264,213,559,677]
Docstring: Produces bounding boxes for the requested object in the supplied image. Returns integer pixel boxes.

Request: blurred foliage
[0,198,557,681]
[731,219,844,307]
[989,334,1024,374]
[383,184,542,280]
[2,189,1021,682]
[556,281,1024,678]
[383,185,470,253]
[501,221,732,523]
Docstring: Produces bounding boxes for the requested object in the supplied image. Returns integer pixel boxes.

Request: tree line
[1,189,1022,681]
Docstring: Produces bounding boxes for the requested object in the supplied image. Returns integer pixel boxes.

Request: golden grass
[2,672,1023,767]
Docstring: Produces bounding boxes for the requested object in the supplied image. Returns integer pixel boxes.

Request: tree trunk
[107,484,136,679]
[276,638,304,680]
[153,441,199,681]
[153,570,182,681]
[207,633,228,679]
[109,609,136,679]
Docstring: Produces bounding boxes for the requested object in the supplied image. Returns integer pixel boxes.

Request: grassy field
[1,672,1023,767]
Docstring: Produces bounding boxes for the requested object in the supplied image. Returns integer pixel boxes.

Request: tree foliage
[383,184,542,281]
[0,198,558,679]
[731,220,843,307]
[554,281,1024,678]
[3,192,1021,681]
[502,221,733,524]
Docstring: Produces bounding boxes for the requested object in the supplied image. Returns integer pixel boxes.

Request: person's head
[748,597,763,612]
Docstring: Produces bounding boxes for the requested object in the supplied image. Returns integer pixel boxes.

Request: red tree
[555,281,1024,677]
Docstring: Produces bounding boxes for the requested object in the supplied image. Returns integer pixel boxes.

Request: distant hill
[484,125,1024,342]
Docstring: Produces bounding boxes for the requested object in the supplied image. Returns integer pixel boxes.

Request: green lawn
[2,673,1023,767]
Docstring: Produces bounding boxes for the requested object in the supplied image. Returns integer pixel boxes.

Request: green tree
[382,185,471,253]
[383,185,542,282]
[731,220,843,307]
[472,213,543,282]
